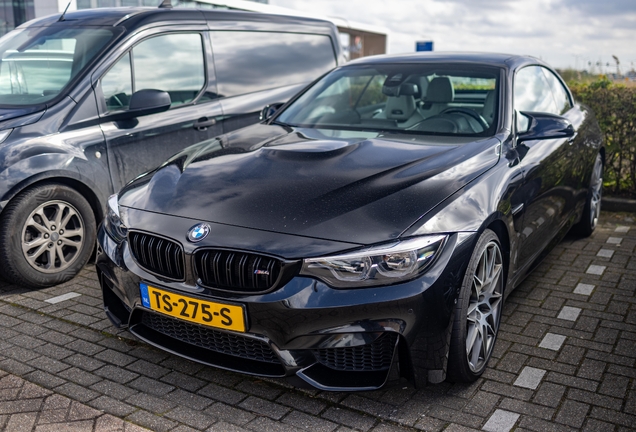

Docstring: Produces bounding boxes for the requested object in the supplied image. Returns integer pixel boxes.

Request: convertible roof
[348,52,547,70]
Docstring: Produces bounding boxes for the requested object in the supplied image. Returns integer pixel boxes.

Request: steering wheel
[440,108,489,132]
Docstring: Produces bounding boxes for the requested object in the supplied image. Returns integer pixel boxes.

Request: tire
[572,153,603,237]
[0,184,96,289]
[447,229,504,382]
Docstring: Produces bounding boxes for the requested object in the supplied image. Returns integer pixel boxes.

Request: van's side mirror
[107,89,171,121]
[517,111,575,142]
[260,102,285,121]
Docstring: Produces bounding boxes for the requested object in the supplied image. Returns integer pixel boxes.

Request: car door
[97,29,224,192]
[514,65,579,268]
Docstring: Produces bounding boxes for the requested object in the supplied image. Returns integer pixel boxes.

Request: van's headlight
[103,194,127,243]
[301,235,446,288]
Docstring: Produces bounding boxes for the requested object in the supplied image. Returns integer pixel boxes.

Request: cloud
[270,0,636,70]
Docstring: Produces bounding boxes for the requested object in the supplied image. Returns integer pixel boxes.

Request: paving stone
[322,407,376,432]
[533,382,565,407]
[596,249,615,258]
[555,399,590,428]
[482,409,520,432]
[129,376,175,396]
[558,306,582,321]
[165,389,214,411]
[282,410,338,432]
[125,410,178,432]
[514,367,546,390]
[606,237,622,245]
[539,333,567,351]
[573,283,595,295]
[95,365,139,384]
[276,392,328,416]
[164,406,216,430]
[54,383,100,403]
[204,402,255,426]
[238,396,290,420]
[598,373,629,398]
[88,395,137,417]
[586,265,606,275]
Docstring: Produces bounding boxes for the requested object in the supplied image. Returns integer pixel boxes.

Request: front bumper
[96,218,475,391]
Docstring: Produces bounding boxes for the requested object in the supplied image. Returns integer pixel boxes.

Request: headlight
[103,194,128,243]
[301,235,446,288]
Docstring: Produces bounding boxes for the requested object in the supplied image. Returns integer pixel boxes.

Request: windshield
[277,64,500,136]
[0,26,115,106]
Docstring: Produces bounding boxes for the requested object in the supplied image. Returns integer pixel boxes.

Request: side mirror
[107,89,171,121]
[518,111,575,141]
[260,102,285,121]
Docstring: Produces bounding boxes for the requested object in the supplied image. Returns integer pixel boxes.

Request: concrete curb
[603,196,636,212]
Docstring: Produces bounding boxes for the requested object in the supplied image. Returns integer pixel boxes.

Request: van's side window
[212,32,336,98]
[102,53,132,111]
[101,32,205,111]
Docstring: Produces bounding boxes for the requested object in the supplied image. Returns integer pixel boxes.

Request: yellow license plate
[140,283,246,332]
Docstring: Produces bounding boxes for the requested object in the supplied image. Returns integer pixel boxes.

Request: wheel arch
[485,218,511,292]
[1,172,107,226]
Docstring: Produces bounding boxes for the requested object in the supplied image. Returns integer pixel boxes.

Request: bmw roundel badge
[187,223,210,243]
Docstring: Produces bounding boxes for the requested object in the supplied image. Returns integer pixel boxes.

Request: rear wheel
[447,229,504,382]
[0,184,96,289]
[572,153,603,237]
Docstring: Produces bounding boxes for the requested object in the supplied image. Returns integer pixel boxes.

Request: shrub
[569,79,636,197]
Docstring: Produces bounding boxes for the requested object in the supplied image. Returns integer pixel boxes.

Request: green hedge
[569,79,636,198]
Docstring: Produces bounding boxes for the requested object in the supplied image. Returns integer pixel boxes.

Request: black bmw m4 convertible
[96,53,603,391]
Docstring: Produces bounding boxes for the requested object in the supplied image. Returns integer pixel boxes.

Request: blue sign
[416,41,434,52]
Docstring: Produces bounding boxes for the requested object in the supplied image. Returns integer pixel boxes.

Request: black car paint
[96,53,603,390]
[117,124,500,244]
[0,7,342,219]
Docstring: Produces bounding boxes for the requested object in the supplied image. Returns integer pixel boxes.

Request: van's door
[96,29,224,192]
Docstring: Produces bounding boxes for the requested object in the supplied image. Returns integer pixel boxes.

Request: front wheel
[447,229,504,382]
[572,153,603,237]
[0,184,96,289]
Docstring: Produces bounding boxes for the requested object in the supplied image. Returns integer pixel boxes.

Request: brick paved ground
[0,212,634,432]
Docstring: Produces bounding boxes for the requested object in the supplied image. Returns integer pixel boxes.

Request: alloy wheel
[465,240,503,373]
[21,200,85,273]
[589,156,603,230]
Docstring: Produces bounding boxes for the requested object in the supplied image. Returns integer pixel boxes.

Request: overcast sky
[269,0,636,72]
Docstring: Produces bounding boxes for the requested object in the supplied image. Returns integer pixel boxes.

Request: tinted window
[212,31,336,97]
[100,33,206,111]
[0,27,114,106]
[542,68,572,115]
[514,66,557,114]
[133,33,205,106]
[102,53,132,112]
[278,64,499,136]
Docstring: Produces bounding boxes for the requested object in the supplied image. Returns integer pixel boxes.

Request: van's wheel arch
[0,183,96,289]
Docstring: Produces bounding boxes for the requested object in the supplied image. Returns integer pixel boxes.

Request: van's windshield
[0,26,115,106]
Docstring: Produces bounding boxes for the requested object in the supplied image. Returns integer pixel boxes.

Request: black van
[0,7,343,288]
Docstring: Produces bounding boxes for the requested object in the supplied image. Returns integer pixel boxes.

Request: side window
[102,53,132,111]
[212,31,337,98]
[514,66,557,114]
[542,68,572,115]
[100,32,205,112]
[133,33,205,106]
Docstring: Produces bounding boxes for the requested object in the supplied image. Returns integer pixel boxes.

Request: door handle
[194,117,217,131]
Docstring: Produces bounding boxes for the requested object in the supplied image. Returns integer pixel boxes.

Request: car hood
[119,124,500,245]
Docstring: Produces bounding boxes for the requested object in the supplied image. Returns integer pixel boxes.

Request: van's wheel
[447,229,504,382]
[0,184,96,289]
[572,153,603,237]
